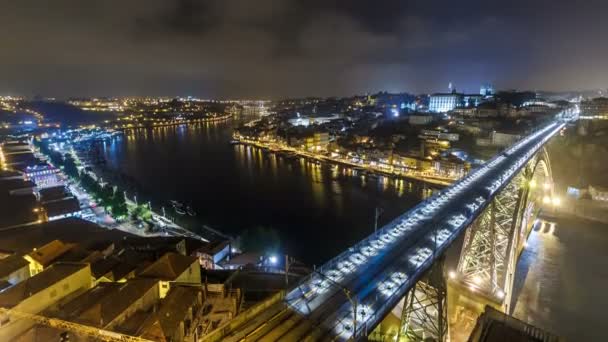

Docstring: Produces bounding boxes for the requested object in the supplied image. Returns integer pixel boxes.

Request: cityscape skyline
[2,2,608,341]
[1,1,607,98]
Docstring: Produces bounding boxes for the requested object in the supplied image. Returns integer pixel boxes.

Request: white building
[429,93,463,113]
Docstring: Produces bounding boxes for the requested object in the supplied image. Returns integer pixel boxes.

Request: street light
[315,270,358,339]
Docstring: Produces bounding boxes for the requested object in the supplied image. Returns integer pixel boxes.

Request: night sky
[1,0,606,98]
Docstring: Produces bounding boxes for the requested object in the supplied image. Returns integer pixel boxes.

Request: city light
[269,255,278,264]
[448,270,457,279]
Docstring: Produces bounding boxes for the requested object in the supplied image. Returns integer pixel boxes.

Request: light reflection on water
[101,122,433,264]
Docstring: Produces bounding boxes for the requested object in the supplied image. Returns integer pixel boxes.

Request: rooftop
[0,262,89,308]
[137,286,202,340]
[0,218,135,254]
[138,252,198,281]
[27,239,76,267]
[0,254,29,279]
[61,278,159,328]
[42,197,80,218]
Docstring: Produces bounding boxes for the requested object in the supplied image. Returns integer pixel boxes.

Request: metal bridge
[204,114,575,342]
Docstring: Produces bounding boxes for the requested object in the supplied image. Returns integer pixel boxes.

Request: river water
[512,216,608,341]
[99,120,432,265]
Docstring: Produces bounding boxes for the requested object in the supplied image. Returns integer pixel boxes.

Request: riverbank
[233,137,454,187]
[33,138,210,243]
[109,113,233,131]
[543,197,608,224]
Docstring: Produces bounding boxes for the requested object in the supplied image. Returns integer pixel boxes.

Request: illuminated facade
[480,84,495,96]
[429,93,463,113]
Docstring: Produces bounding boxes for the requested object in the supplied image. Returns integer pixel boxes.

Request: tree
[99,184,114,207]
[63,154,79,178]
[111,190,128,218]
[80,173,101,196]
[49,151,64,166]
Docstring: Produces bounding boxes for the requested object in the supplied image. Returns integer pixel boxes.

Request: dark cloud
[0,0,606,98]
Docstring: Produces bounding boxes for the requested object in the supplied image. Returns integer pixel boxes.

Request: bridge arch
[450,147,554,338]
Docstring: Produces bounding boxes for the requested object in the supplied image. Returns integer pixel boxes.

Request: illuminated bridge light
[361,246,377,257]
[335,318,355,339]
[378,280,398,297]
[448,214,467,228]
[370,239,386,250]
[326,269,343,281]
[337,260,356,274]
[466,202,479,212]
[391,271,408,284]
[409,247,432,268]
[421,207,433,215]
[433,228,452,245]
[349,253,366,265]
[390,228,403,238]
[311,278,331,294]
[356,304,373,322]
[380,234,395,244]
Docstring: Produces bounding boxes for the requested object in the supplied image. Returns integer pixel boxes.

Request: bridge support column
[399,258,448,342]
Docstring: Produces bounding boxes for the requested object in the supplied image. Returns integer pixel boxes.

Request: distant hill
[23,101,118,126]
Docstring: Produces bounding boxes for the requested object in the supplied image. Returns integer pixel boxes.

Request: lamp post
[315,270,358,339]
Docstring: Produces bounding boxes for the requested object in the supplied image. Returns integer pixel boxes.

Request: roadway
[222,120,566,341]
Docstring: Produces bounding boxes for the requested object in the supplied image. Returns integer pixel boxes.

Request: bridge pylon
[447,149,553,340]
[399,257,448,342]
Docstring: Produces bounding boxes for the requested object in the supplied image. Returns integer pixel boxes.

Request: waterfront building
[42,197,82,221]
[581,97,608,116]
[287,113,342,127]
[305,132,330,151]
